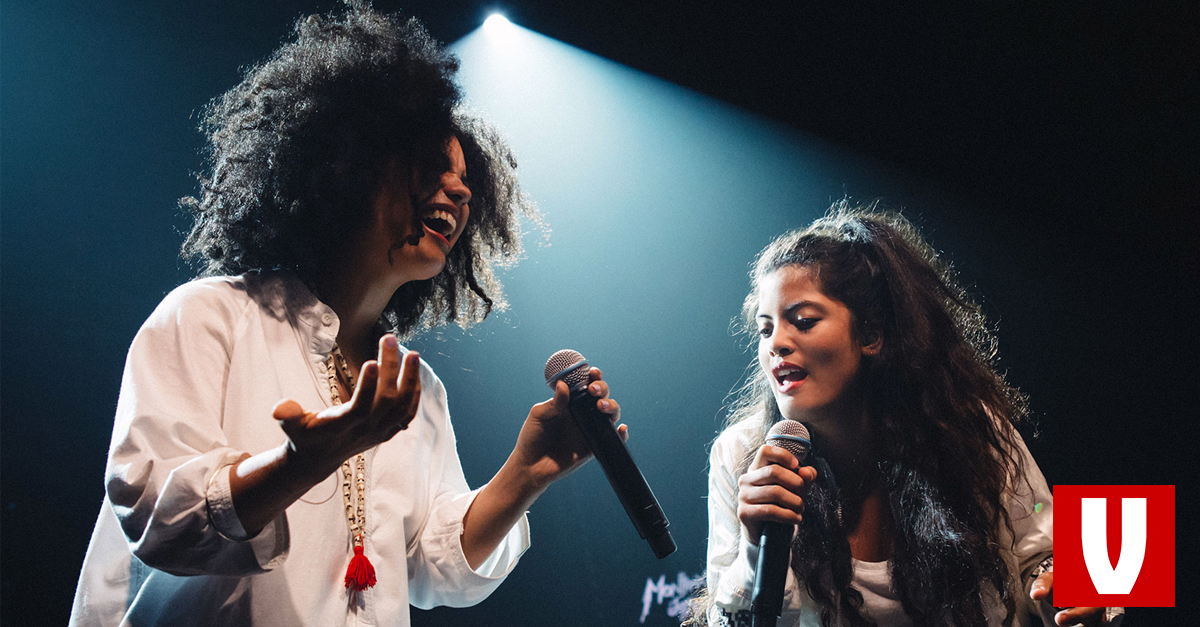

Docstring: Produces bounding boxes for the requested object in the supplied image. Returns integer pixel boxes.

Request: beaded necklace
[326,344,377,591]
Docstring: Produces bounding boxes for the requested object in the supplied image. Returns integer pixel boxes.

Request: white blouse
[70,272,529,626]
[706,419,1059,627]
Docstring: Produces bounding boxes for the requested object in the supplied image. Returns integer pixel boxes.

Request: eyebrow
[757,300,822,320]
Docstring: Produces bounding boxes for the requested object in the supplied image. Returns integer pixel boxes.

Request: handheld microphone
[543,350,676,559]
[751,420,812,627]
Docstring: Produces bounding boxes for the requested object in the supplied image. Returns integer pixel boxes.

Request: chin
[774,395,828,424]
[398,243,450,281]
[414,261,447,281]
[773,397,803,422]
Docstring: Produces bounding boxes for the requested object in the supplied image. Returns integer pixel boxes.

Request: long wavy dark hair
[692,201,1030,626]
[180,4,540,337]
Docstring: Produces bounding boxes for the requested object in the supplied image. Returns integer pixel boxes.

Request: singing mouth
[420,207,457,240]
[772,363,809,386]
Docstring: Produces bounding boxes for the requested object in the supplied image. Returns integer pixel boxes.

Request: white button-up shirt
[70,272,529,626]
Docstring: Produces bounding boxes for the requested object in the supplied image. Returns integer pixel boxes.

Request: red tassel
[344,544,377,591]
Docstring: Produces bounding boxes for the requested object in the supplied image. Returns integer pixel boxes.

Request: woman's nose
[770,343,793,357]
[442,173,471,207]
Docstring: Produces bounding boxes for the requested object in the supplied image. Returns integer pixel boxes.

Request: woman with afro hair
[70,5,624,626]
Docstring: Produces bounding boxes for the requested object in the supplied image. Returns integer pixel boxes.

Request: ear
[860,330,883,356]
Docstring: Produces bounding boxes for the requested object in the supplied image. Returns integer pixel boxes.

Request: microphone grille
[544,349,590,388]
[766,420,811,465]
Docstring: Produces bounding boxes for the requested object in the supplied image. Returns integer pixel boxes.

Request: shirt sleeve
[707,426,808,627]
[404,368,530,609]
[710,427,809,626]
[707,431,756,617]
[104,281,289,577]
[1004,434,1125,626]
[1003,432,1057,624]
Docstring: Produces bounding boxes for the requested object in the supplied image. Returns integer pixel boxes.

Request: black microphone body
[750,421,812,627]
[544,350,676,559]
[751,521,793,627]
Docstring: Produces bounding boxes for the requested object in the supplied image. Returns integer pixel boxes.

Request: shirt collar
[244,270,340,356]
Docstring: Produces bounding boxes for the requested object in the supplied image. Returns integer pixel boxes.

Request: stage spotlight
[484,13,512,34]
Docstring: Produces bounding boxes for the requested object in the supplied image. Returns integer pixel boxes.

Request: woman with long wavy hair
[694,203,1116,626]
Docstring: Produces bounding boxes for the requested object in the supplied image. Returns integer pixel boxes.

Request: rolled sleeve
[105,280,289,576]
[404,365,530,609]
[406,488,530,609]
[713,535,760,610]
[204,455,290,569]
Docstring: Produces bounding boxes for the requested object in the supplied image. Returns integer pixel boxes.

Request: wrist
[496,455,551,507]
[281,441,341,486]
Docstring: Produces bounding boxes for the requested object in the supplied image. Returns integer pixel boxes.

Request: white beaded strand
[327,345,366,551]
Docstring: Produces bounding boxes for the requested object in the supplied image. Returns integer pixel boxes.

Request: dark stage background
[2,1,1193,625]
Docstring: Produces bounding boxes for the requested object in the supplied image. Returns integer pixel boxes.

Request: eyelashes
[757,318,819,338]
[794,317,818,330]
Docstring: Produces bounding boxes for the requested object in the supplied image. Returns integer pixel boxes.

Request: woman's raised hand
[736,444,818,542]
[229,335,420,536]
[458,367,624,568]
[273,334,422,478]
[511,367,625,491]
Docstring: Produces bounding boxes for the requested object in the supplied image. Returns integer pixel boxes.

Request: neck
[315,259,402,368]
[802,393,879,500]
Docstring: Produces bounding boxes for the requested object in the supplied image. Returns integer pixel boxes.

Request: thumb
[1030,571,1053,601]
[273,399,306,424]
[530,381,571,422]
[554,381,571,411]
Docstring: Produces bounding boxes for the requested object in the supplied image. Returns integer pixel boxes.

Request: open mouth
[421,209,457,240]
[773,365,809,386]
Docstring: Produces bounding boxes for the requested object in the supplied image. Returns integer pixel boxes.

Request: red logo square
[1053,485,1174,607]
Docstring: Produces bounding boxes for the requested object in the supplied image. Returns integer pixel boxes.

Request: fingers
[737,444,811,535]
[741,481,806,515]
[587,377,609,399]
[1054,606,1104,626]
[740,467,807,507]
[350,361,379,410]
[738,498,804,527]
[751,444,802,472]
[1029,572,1104,627]
[397,351,421,398]
[617,424,629,442]
[1030,571,1053,601]
[375,335,401,400]
[585,370,621,422]
[597,397,620,417]
[737,480,805,540]
[361,335,422,436]
[743,451,815,496]
[395,351,422,424]
[748,447,817,486]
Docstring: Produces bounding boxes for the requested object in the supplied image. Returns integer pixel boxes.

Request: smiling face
[756,264,880,426]
[373,135,472,283]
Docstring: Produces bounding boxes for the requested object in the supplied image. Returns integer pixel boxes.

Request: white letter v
[1081,497,1147,594]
